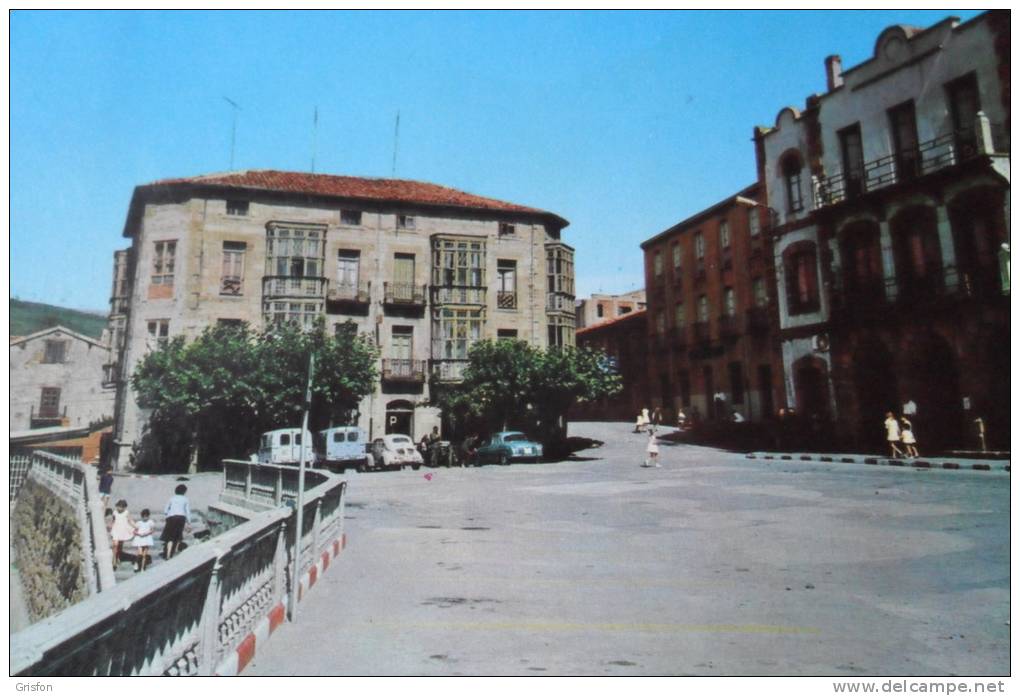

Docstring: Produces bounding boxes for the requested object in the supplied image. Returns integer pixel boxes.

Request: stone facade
[756,11,1010,451]
[575,289,646,329]
[10,326,115,433]
[108,171,573,468]
[640,184,784,423]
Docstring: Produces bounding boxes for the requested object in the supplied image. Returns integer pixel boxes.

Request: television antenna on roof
[391,111,400,178]
[223,96,242,169]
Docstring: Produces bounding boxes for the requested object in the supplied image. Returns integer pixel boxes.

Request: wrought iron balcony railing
[220,276,243,296]
[383,282,426,306]
[431,359,469,382]
[718,314,740,338]
[814,124,1007,210]
[263,275,327,300]
[327,280,371,304]
[497,291,517,310]
[382,358,426,382]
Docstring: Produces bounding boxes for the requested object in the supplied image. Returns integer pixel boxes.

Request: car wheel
[412,463,421,470]
[499,452,509,466]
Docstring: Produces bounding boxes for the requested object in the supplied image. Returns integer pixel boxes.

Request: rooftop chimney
[825,54,844,91]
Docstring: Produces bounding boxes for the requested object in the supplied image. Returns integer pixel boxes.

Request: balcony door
[839,124,865,199]
[888,101,920,180]
[392,326,413,361]
[337,250,360,294]
[393,253,415,301]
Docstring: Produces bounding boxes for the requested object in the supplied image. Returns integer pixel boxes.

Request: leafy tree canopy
[130,319,377,472]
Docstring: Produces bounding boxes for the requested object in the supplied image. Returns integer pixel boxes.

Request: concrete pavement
[245,421,1009,676]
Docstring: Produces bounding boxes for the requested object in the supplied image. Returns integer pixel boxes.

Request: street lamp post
[289,353,315,620]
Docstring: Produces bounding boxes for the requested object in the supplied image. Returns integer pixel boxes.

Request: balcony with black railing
[718,314,740,338]
[746,306,771,333]
[692,320,710,344]
[383,282,426,307]
[263,275,328,300]
[814,122,1007,210]
[382,358,426,383]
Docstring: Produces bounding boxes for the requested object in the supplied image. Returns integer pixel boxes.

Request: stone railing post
[273,520,288,607]
[244,462,253,500]
[274,468,283,506]
[198,553,224,676]
[976,111,994,155]
[311,499,322,559]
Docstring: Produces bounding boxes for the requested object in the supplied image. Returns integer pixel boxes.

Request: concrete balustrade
[11,457,346,676]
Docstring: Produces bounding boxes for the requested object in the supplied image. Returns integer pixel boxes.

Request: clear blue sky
[11,9,982,311]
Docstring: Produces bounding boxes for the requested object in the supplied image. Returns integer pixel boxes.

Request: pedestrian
[634,408,648,433]
[643,429,661,468]
[161,484,191,560]
[98,465,114,510]
[900,417,919,458]
[676,408,687,430]
[731,409,745,423]
[133,509,154,572]
[884,411,904,459]
[110,499,136,569]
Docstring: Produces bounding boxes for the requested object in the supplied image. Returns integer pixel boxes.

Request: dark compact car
[472,431,544,465]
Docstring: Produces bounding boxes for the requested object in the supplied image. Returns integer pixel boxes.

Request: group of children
[100,466,192,573]
[884,412,920,459]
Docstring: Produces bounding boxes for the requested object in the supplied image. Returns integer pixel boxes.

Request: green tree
[131,319,377,472]
[430,339,621,458]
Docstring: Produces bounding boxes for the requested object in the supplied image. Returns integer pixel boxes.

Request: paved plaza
[243,421,1008,676]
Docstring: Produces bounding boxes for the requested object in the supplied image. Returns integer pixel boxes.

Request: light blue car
[473,431,544,465]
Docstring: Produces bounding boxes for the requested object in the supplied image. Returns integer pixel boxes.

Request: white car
[368,434,425,471]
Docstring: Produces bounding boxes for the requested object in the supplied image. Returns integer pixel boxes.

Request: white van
[316,426,370,471]
[258,428,316,465]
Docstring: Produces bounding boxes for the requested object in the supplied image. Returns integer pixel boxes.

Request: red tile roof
[140,169,566,225]
[576,309,647,337]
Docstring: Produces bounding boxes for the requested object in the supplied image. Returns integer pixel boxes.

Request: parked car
[258,428,317,465]
[368,434,425,471]
[315,426,370,472]
[473,431,544,465]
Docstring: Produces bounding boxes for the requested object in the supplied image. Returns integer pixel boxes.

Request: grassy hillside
[10,299,107,340]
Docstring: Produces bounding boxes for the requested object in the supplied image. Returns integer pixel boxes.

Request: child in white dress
[133,509,154,572]
[900,418,919,458]
[110,500,135,569]
[644,429,661,468]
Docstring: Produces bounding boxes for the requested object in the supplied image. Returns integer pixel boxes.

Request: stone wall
[12,478,87,622]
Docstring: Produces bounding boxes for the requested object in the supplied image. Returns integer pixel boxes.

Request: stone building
[575,289,646,329]
[108,170,573,469]
[754,11,1009,451]
[10,326,115,435]
[640,183,784,423]
[573,309,648,421]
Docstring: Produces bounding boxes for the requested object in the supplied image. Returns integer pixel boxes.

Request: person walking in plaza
[643,428,661,468]
[900,417,919,458]
[133,509,154,572]
[884,411,904,459]
[110,499,136,569]
[98,465,114,510]
[161,484,191,560]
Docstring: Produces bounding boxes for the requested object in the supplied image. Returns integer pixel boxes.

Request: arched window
[781,152,805,214]
[783,241,820,314]
[890,206,942,299]
[840,221,884,302]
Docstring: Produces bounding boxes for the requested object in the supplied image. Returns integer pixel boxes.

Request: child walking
[133,509,154,572]
[110,499,136,569]
[643,429,661,468]
[900,417,919,458]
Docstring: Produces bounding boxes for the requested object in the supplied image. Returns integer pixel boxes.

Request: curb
[746,453,1009,473]
[214,532,347,676]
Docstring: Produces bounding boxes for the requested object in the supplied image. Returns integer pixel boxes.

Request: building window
[226,200,249,216]
[945,72,981,155]
[547,314,575,348]
[596,303,604,318]
[217,318,244,328]
[653,251,663,281]
[783,242,820,314]
[391,326,413,361]
[266,301,323,329]
[719,220,730,249]
[723,287,736,316]
[42,340,67,364]
[397,214,416,230]
[781,152,804,213]
[694,232,705,259]
[619,305,632,315]
[839,124,865,199]
[337,249,361,295]
[267,225,324,278]
[672,242,682,272]
[752,277,767,307]
[697,295,709,322]
[728,362,745,405]
[147,319,170,350]
[434,238,486,288]
[221,241,246,295]
[673,302,685,329]
[39,387,61,419]
[341,210,362,226]
[748,207,760,237]
[497,329,518,341]
[497,259,517,310]
[499,222,516,236]
[656,311,666,335]
[152,240,177,286]
[888,100,920,180]
[434,307,483,359]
